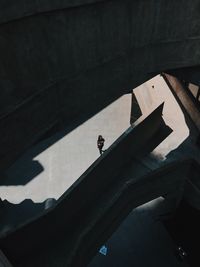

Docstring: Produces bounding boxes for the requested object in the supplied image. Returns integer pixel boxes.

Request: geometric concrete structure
[0,1,200,266]
[0,104,167,265]
[0,103,199,266]
[1,0,200,172]
[0,94,132,203]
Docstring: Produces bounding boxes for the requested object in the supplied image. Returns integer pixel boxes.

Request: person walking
[97,135,105,155]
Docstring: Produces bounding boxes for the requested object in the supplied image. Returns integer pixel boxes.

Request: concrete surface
[133,75,200,167]
[134,75,189,160]
[0,94,131,203]
[0,156,192,267]
[1,0,200,172]
[0,102,165,249]
[88,201,189,267]
[164,73,200,131]
[0,75,199,267]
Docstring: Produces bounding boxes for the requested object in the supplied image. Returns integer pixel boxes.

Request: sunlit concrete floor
[1,75,200,204]
[0,75,198,267]
[0,94,131,203]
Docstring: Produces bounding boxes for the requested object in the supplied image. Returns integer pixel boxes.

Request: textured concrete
[88,203,189,267]
[163,73,200,131]
[133,75,200,211]
[0,1,200,265]
[133,75,200,168]
[0,99,198,267]
[0,94,131,203]
[134,75,190,161]
[1,0,200,171]
[0,0,108,24]
[8,159,192,267]
[0,104,166,266]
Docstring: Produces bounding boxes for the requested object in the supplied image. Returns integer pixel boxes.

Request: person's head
[98,135,103,140]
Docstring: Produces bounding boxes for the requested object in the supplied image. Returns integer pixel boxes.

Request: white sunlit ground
[0,94,131,203]
[0,74,199,204]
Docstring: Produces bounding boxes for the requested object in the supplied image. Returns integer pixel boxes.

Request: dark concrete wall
[72,159,191,267]
[0,62,151,172]
[1,0,200,110]
[0,249,13,267]
[1,0,200,171]
[0,0,106,24]
[183,161,200,210]
[0,104,164,263]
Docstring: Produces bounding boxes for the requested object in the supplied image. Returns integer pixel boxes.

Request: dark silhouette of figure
[97,135,105,155]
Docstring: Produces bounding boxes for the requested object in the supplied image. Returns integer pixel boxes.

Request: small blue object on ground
[99,245,108,256]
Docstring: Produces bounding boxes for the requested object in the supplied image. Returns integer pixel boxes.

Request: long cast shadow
[0,160,44,186]
[0,91,129,186]
[0,198,56,237]
[0,101,119,186]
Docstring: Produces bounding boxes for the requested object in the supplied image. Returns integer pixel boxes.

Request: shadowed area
[88,202,189,267]
[0,104,182,267]
[0,1,200,266]
[0,160,44,186]
[0,94,131,201]
[0,199,56,236]
[1,0,200,173]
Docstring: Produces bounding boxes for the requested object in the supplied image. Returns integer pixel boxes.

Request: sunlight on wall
[134,75,189,161]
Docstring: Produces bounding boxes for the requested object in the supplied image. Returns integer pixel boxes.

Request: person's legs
[98,145,104,155]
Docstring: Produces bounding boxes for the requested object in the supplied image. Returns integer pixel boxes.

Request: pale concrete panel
[0,94,131,203]
[134,75,189,161]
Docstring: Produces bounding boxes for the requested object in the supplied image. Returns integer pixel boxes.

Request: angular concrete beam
[163,73,200,131]
[67,159,193,267]
[0,104,166,265]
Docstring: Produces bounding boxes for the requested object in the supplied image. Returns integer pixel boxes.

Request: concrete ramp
[0,103,176,266]
[67,159,193,267]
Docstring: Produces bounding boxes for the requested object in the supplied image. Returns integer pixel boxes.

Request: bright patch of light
[134,75,189,161]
